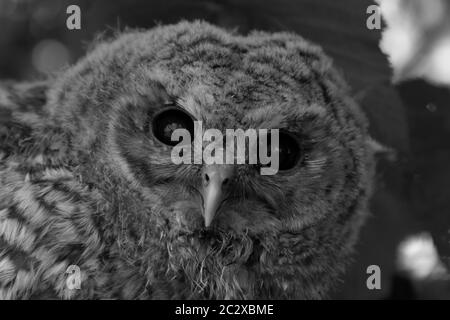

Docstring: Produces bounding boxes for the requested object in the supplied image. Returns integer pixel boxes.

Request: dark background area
[1,0,449,299]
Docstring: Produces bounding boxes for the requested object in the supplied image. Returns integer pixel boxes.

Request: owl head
[40,21,373,298]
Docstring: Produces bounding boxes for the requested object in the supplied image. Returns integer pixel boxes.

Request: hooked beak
[201,164,234,228]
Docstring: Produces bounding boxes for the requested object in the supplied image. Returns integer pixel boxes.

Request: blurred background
[1,0,450,299]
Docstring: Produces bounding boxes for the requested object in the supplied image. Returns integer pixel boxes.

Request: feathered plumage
[0,21,374,299]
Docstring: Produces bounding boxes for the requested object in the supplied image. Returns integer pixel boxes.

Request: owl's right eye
[151,107,195,146]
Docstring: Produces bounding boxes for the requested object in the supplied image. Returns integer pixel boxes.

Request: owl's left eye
[151,107,194,146]
[276,132,302,171]
[258,131,302,172]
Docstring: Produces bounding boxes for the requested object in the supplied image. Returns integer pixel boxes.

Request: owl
[0,21,374,299]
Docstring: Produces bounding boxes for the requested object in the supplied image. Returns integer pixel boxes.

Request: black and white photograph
[0,0,450,307]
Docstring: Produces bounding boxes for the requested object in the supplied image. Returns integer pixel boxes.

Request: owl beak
[201,164,234,228]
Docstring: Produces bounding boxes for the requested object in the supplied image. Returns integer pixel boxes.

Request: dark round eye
[277,132,302,170]
[152,108,194,146]
[257,131,302,172]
